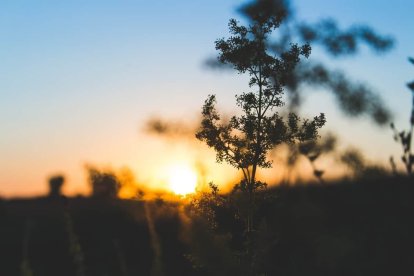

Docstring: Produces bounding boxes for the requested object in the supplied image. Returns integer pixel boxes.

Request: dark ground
[1,176,413,276]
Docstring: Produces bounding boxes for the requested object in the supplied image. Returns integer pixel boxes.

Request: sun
[167,164,197,195]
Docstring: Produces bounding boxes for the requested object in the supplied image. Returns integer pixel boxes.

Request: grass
[0,175,413,275]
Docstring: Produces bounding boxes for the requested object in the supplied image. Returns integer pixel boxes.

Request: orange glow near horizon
[0,134,350,199]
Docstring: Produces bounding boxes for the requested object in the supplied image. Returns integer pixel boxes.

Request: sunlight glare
[168,165,197,195]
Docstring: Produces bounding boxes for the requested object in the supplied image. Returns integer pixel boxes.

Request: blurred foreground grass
[1,175,413,275]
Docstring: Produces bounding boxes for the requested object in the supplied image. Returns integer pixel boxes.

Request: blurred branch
[297,19,394,56]
[206,0,395,126]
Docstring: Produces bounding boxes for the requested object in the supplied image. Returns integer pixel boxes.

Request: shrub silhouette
[196,8,325,235]
[87,167,120,199]
[48,175,65,198]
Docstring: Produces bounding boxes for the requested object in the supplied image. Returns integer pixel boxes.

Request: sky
[1,0,413,197]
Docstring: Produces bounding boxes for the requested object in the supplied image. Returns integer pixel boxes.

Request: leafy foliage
[297,19,393,56]
[196,10,325,233]
[187,182,226,230]
[294,62,391,124]
[208,0,394,125]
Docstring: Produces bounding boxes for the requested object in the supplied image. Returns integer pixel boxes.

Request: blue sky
[1,0,413,196]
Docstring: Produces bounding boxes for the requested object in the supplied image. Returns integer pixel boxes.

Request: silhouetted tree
[196,11,325,233]
[390,57,414,174]
[48,175,65,198]
[208,0,394,125]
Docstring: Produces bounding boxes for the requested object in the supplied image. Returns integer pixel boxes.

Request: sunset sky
[1,0,413,197]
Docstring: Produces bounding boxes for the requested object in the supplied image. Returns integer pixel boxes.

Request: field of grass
[1,176,413,275]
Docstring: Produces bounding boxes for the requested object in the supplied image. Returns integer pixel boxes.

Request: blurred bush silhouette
[48,175,65,198]
[86,167,120,199]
